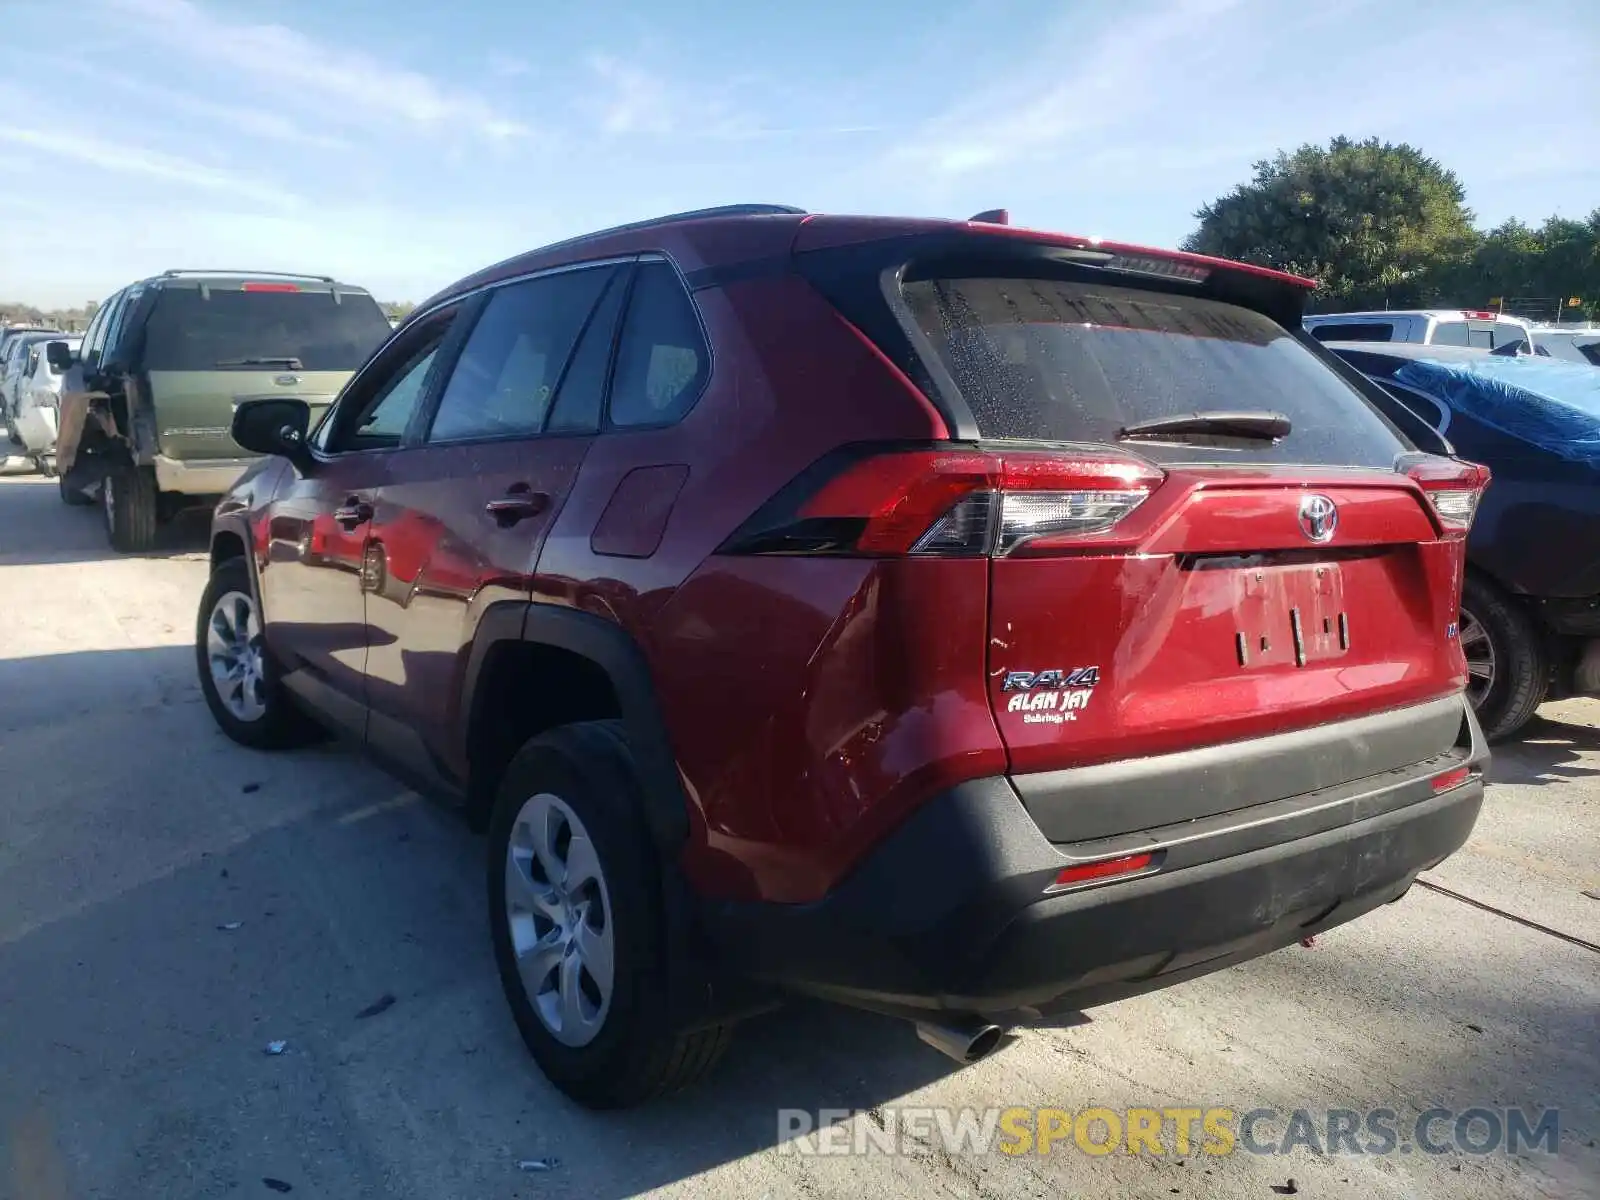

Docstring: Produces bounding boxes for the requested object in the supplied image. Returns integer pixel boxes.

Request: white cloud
[0,124,297,208]
[585,54,882,141]
[487,52,532,79]
[49,62,352,151]
[890,0,1251,177]
[101,0,530,141]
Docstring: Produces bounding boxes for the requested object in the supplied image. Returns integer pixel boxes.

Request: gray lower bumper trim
[1014,693,1474,843]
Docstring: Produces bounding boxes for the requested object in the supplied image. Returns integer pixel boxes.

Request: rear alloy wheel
[488,720,731,1107]
[1459,574,1547,742]
[103,464,160,552]
[505,792,616,1047]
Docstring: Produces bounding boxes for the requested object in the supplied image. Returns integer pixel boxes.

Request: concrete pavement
[1,471,1596,1199]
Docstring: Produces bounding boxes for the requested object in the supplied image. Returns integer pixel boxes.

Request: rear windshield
[903,278,1409,466]
[142,287,392,372]
[1309,321,1395,343]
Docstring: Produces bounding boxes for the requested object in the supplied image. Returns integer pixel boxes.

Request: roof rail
[159,269,338,283]
[520,203,806,261]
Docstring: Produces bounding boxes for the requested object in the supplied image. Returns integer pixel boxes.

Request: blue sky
[3,0,1596,307]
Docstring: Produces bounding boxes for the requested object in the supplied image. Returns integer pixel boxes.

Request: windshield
[903,277,1409,466]
[141,286,392,371]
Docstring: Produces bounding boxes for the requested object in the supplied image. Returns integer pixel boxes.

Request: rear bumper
[701,695,1487,1015]
[152,454,257,496]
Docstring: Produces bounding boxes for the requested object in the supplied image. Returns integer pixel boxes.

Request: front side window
[321,311,455,453]
[82,291,123,369]
[427,266,615,444]
[608,262,709,428]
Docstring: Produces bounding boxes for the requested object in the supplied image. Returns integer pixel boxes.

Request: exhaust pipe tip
[915,1019,1005,1065]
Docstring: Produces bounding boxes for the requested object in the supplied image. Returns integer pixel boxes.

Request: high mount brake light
[241,282,302,293]
[725,447,1164,557]
[1404,457,1490,538]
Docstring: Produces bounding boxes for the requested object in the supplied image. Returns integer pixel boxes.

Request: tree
[1184,136,1478,310]
[1423,209,1600,322]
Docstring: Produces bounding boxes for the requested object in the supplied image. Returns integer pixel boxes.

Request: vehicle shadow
[1488,710,1600,786]
[0,475,212,566]
[4,645,1594,1200]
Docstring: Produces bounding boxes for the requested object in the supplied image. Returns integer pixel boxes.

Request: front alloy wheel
[205,590,268,723]
[504,792,615,1047]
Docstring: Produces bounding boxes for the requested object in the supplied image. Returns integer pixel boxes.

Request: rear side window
[903,278,1408,466]
[427,266,615,443]
[1310,321,1395,343]
[142,286,392,371]
[1491,323,1529,353]
[608,262,708,428]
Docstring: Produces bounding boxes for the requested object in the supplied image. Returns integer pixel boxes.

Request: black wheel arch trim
[461,602,692,852]
[208,513,264,615]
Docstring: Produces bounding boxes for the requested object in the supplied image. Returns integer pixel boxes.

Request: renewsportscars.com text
[777,1106,1561,1158]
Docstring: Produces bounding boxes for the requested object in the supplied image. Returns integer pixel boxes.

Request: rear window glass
[1310,321,1395,343]
[1430,321,1469,346]
[903,278,1408,466]
[142,287,392,372]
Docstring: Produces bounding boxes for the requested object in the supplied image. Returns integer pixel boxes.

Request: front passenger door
[259,308,459,736]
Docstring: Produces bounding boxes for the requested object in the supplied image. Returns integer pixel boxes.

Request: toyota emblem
[1298,494,1338,543]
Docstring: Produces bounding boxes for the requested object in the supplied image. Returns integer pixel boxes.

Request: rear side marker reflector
[1430,766,1473,793]
[1047,851,1160,893]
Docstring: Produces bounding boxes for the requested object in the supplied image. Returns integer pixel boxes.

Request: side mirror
[233,398,313,471]
[46,341,75,372]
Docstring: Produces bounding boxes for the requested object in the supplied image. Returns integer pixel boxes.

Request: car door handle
[484,487,548,527]
[334,499,374,529]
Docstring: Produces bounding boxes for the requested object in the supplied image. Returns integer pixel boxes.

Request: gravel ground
[1,468,1595,1200]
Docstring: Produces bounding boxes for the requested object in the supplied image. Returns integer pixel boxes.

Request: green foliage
[1187,137,1599,321]
[1184,137,1477,310]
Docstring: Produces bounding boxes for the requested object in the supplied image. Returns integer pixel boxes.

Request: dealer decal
[1000,666,1101,724]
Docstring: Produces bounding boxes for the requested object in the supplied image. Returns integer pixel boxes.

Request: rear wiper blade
[215,356,303,369]
[1119,410,1291,442]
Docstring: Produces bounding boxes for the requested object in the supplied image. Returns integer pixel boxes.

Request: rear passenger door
[361,261,628,785]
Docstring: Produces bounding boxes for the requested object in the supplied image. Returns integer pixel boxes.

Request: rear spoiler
[790,216,1316,330]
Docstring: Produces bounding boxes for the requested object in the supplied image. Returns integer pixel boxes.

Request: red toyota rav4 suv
[200,205,1490,1108]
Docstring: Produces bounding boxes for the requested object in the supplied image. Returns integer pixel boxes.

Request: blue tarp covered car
[1325,342,1600,740]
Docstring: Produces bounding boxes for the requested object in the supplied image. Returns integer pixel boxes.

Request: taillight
[724,446,1164,557]
[1405,456,1491,538]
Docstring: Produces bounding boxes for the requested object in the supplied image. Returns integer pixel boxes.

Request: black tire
[59,473,93,506]
[103,464,160,552]
[487,720,730,1108]
[1460,574,1547,742]
[196,558,322,749]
